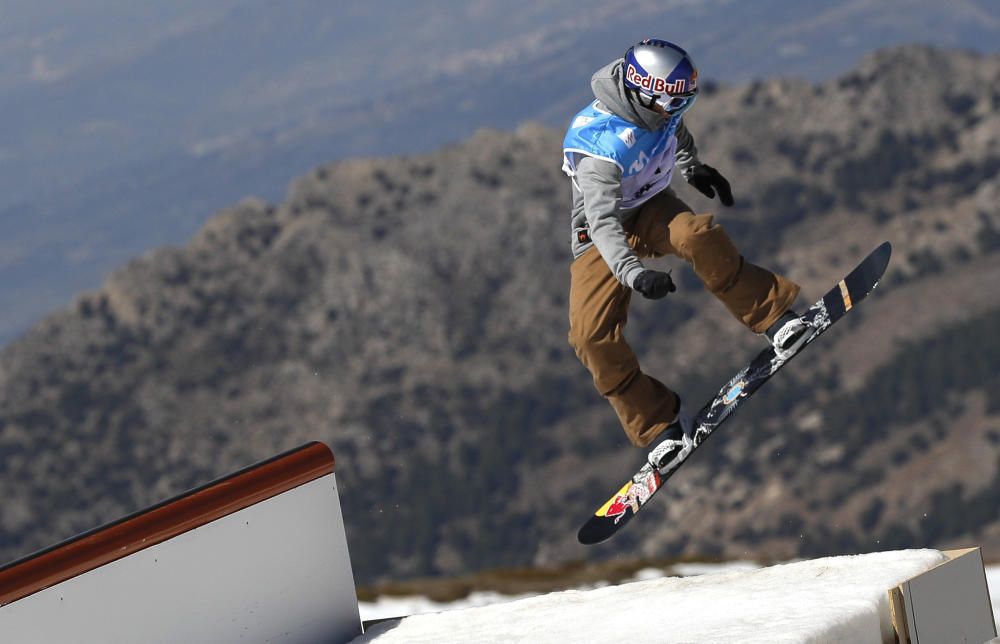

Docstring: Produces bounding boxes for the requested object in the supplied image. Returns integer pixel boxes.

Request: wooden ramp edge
[0,441,334,607]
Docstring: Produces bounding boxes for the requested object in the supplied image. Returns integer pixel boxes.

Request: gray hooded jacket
[568,59,702,289]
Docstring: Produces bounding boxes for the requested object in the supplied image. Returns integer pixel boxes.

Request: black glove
[687,164,734,207]
[633,269,676,300]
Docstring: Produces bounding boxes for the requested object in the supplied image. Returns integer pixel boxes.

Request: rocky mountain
[1,45,998,584]
[3,0,1000,345]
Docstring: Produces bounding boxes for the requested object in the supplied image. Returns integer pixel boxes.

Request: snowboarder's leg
[568,246,679,447]
[631,190,801,333]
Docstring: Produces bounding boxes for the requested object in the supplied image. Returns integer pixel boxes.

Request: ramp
[0,442,361,643]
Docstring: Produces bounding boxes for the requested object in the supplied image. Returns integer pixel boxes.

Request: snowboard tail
[578,242,892,545]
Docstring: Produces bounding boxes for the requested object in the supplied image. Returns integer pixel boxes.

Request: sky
[355,552,997,643]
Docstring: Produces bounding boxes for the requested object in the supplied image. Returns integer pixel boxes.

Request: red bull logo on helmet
[626,63,695,95]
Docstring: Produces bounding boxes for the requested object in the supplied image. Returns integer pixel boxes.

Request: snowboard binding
[767,311,813,360]
[647,423,695,475]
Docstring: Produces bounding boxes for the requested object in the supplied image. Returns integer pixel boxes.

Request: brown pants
[568,190,800,448]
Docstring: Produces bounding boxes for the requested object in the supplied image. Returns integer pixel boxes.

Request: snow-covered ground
[357,560,763,623]
[354,550,996,643]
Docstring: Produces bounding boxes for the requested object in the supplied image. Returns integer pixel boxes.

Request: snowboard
[578,242,892,545]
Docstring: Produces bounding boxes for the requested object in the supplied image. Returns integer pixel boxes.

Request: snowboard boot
[765,309,811,360]
[647,397,696,474]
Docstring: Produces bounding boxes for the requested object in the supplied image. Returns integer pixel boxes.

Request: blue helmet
[623,38,699,116]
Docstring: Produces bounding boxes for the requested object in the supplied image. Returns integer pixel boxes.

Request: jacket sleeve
[575,156,646,289]
[674,118,702,178]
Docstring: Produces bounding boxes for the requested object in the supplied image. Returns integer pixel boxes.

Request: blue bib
[562,101,679,209]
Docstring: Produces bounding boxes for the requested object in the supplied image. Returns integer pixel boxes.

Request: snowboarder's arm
[575,156,646,289]
[674,119,702,178]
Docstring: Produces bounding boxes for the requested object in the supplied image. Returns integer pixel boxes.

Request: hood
[591,58,666,131]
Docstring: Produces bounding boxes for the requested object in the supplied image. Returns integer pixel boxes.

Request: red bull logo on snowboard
[599,471,661,524]
[625,63,695,95]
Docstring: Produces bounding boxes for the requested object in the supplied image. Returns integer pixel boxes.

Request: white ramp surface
[988,565,1000,635]
[355,550,946,643]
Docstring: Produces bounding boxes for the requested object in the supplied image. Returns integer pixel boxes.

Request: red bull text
[626,63,693,95]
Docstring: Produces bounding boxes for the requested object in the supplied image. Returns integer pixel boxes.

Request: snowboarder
[562,38,809,463]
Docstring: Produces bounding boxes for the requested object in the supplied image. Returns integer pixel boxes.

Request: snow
[357,561,765,624]
[354,550,950,643]
[359,590,538,623]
